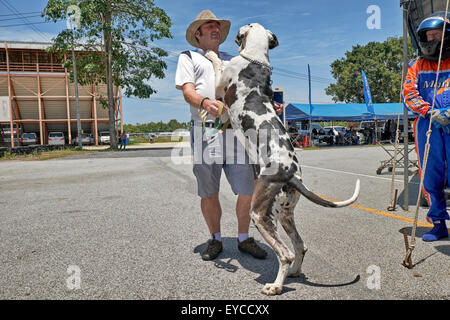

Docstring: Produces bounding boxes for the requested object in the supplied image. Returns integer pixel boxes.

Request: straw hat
[186,10,231,48]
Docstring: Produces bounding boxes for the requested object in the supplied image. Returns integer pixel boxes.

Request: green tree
[43,0,172,149]
[325,37,417,103]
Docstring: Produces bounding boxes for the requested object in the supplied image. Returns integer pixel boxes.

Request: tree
[325,37,417,103]
[43,0,172,149]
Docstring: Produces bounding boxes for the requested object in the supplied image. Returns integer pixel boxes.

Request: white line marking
[301,165,419,185]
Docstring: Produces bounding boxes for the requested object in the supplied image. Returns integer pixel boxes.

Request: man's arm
[403,60,430,117]
[181,83,228,118]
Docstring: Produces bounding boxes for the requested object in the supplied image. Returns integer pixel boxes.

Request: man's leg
[236,194,252,237]
[201,192,222,236]
[415,117,449,241]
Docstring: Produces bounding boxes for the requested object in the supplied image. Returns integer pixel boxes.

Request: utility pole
[401,0,410,211]
[68,16,82,150]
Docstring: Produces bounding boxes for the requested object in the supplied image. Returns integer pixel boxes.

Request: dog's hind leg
[278,193,307,278]
[251,180,295,295]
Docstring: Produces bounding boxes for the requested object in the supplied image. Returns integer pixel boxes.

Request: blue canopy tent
[285,103,416,122]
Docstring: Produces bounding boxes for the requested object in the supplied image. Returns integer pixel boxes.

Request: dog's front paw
[204,50,219,62]
[261,283,282,296]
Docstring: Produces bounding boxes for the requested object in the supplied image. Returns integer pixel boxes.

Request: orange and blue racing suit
[403,58,450,222]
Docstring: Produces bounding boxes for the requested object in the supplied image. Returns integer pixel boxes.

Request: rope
[388,2,412,209]
[404,0,450,267]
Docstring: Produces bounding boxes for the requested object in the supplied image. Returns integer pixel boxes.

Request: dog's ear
[267,30,279,49]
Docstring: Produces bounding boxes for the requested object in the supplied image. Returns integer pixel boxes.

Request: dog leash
[198,100,231,134]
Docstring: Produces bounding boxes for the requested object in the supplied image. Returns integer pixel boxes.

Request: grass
[127,136,189,145]
[0,147,90,161]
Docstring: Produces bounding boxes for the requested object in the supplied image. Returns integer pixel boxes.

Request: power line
[0,14,41,21]
[0,21,50,28]
[0,0,50,42]
[0,11,41,17]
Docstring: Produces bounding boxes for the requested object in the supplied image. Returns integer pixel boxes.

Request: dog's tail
[287,176,360,208]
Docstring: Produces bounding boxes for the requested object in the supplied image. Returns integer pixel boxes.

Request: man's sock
[238,233,249,243]
[211,232,222,242]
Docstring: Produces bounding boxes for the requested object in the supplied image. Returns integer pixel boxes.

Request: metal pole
[70,21,82,150]
[402,2,410,211]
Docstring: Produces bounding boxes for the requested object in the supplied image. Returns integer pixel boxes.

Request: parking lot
[0,144,448,300]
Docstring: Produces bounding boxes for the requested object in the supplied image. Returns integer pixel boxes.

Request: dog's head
[235,23,279,52]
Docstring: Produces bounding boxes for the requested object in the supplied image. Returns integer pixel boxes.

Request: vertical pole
[92,84,98,145]
[64,54,72,144]
[119,86,123,134]
[37,63,44,145]
[4,42,14,147]
[71,28,82,150]
[402,2,410,211]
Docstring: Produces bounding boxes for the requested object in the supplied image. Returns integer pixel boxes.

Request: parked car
[99,131,110,145]
[48,132,65,145]
[297,123,326,143]
[73,134,93,146]
[21,132,38,146]
[1,124,21,146]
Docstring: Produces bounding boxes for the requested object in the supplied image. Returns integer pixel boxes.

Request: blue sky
[0,0,404,124]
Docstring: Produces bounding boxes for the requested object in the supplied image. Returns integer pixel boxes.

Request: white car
[99,131,110,145]
[73,134,93,145]
[21,132,38,146]
[48,132,65,145]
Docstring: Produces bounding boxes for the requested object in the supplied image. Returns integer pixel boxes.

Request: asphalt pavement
[0,144,448,300]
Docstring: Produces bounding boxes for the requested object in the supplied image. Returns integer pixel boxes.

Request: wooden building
[0,41,123,147]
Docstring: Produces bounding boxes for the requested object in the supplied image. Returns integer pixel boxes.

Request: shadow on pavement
[194,237,361,294]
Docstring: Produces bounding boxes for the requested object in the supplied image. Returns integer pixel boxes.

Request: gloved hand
[428,108,450,133]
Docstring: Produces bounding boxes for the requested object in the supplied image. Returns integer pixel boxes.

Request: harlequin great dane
[205,23,360,296]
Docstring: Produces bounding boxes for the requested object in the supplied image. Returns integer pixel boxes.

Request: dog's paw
[261,283,282,296]
[204,50,219,62]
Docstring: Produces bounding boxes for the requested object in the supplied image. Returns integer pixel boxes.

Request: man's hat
[186,10,230,48]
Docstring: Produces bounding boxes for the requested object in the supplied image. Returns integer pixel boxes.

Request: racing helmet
[417,11,450,61]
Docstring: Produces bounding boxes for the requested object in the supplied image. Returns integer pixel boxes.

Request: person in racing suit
[403,11,450,241]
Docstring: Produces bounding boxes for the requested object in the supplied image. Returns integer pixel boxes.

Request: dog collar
[239,53,273,72]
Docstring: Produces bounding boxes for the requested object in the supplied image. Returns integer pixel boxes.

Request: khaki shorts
[190,125,255,198]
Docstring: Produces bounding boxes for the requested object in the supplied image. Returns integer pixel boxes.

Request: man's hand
[203,99,228,118]
[428,108,450,133]
[274,102,283,116]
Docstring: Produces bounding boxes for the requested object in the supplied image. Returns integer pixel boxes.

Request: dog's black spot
[293,155,298,163]
[238,63,274,116]
[225,83,238,107]
[239,114,256,131]
[238,62,271,88]
[243,91,270,116]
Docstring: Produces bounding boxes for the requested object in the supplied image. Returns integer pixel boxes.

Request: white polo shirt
[175,48,233,122]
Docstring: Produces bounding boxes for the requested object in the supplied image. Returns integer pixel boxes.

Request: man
[175,10,282,260]
[120,131,127,151]
[403,11,450,241]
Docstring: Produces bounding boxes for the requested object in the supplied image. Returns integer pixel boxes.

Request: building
[0,41,123,147]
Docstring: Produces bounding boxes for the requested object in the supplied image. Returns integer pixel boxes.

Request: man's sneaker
[238,237,267,259]
[422,220,449,242]
[201,239,223,261]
